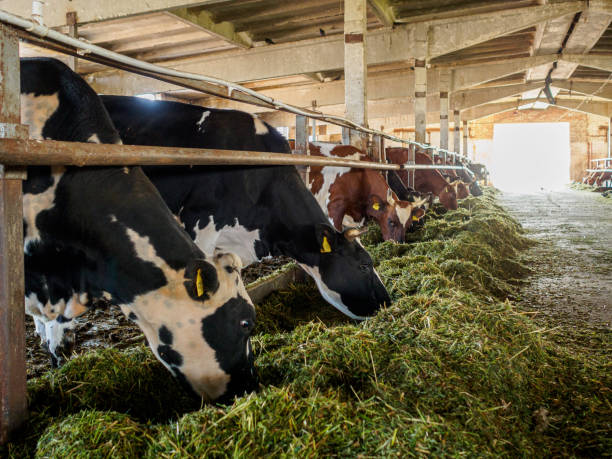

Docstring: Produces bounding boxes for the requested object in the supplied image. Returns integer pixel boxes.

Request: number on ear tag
[372,202,380,210]
[196,268,205,297]
[320,236,332,253]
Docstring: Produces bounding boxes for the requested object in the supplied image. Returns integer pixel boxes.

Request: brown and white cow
[306,142,424,242]
[433,155,470,199]
[386,147,458,210]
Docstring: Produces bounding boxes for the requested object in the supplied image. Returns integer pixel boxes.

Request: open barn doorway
[491,123,570,193]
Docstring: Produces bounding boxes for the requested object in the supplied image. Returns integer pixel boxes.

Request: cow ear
[412,208,426,220]
[368,195,383,213]
[344,227,368,242]
[314,223,337,253]
[184,259,220,301]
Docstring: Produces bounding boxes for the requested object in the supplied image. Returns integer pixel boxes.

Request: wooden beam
[1,0,225,27]
[85,1,581,94]
[551,81,612,101]
[452,82,545,109]
[427,1,585,59]
[449,55,558,91]
[169,8,253,48]
[552,10,612,79]
[368,0,395,27]
[0,24,27,445]
[560,54,612,73]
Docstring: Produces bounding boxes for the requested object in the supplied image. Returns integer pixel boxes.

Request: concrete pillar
[344,0,368,150]
[439,69,450,150]
[463,120,469,158]
[414,23,428,144]
[453,109,461,154]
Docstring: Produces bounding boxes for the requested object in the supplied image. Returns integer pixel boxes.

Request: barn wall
[468,107,610,181]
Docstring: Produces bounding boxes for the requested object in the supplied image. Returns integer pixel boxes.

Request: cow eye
[240,320,251,329]
[359,264,369,272]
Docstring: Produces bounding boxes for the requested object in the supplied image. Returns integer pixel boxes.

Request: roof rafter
[168,8,252,48]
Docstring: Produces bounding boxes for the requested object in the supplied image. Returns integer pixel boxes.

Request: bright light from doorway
[491,123,570,193]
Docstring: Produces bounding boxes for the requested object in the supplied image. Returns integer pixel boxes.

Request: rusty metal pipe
[0,139,470,171]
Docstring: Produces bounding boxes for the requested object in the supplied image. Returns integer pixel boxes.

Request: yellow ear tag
[372,202,380,211]
[320,236,332,253]
[412,215,420,221]
[196,268,205,297]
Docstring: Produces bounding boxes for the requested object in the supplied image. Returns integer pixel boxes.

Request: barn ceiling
[5,0,612,122]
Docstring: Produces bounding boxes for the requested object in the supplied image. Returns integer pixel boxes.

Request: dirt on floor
[25,256,294,379]
[500,188,612,333]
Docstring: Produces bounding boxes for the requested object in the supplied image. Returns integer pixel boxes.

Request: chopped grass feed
[2,188,610,458]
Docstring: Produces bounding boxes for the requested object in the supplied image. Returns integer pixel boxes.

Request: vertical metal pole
[604,118,612,160]
[463,120,468,159]
[453,109,461,154]
[344,0,368,151]
[310,117,316,142]
[0,24,28,445]
[407,144,416,189]
[294,115,309,184]
[341,127,350,145]
[66,12,78,72]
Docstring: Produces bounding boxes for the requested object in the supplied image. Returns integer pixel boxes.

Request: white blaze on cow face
[21,92,60,139]
[124,228,253,400]
[194,216,261,267]
[251,114,269,135]
[298,263,367,320]
[196,111,211,132]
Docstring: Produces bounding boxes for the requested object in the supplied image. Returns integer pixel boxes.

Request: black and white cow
[20,58,257,402]
[100,95,390,320]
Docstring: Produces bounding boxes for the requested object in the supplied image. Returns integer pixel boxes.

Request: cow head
[297,223,390,319]
[455,181,470,199]
[439,184,458,210]
[123,248,258,402]
[469,180,483,196]
[392,196,426,234]
[365,192,405,242]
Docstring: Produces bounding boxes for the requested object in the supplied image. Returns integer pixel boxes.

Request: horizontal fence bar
[586,168,612,172]
[591,158,612,162]
[0,139,473,172]
[0,14,477,166]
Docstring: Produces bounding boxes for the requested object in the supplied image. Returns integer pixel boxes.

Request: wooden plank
[0,24,27,445]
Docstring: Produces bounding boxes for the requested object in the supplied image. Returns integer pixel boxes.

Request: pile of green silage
[3,188,610,458]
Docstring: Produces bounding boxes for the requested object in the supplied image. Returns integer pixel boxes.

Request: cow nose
[215,365,259,405]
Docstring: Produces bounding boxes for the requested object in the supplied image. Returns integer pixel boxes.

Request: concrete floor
[500,189,612,330]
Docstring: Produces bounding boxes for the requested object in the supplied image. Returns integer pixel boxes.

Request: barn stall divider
[0,16,478,442]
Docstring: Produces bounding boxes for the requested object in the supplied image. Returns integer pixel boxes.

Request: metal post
[294,115,309,184]
[463,120,468,159]
[407,144,416,189]
[66,12,78,71]
[453,109,461,154]
[0,24,28,445]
